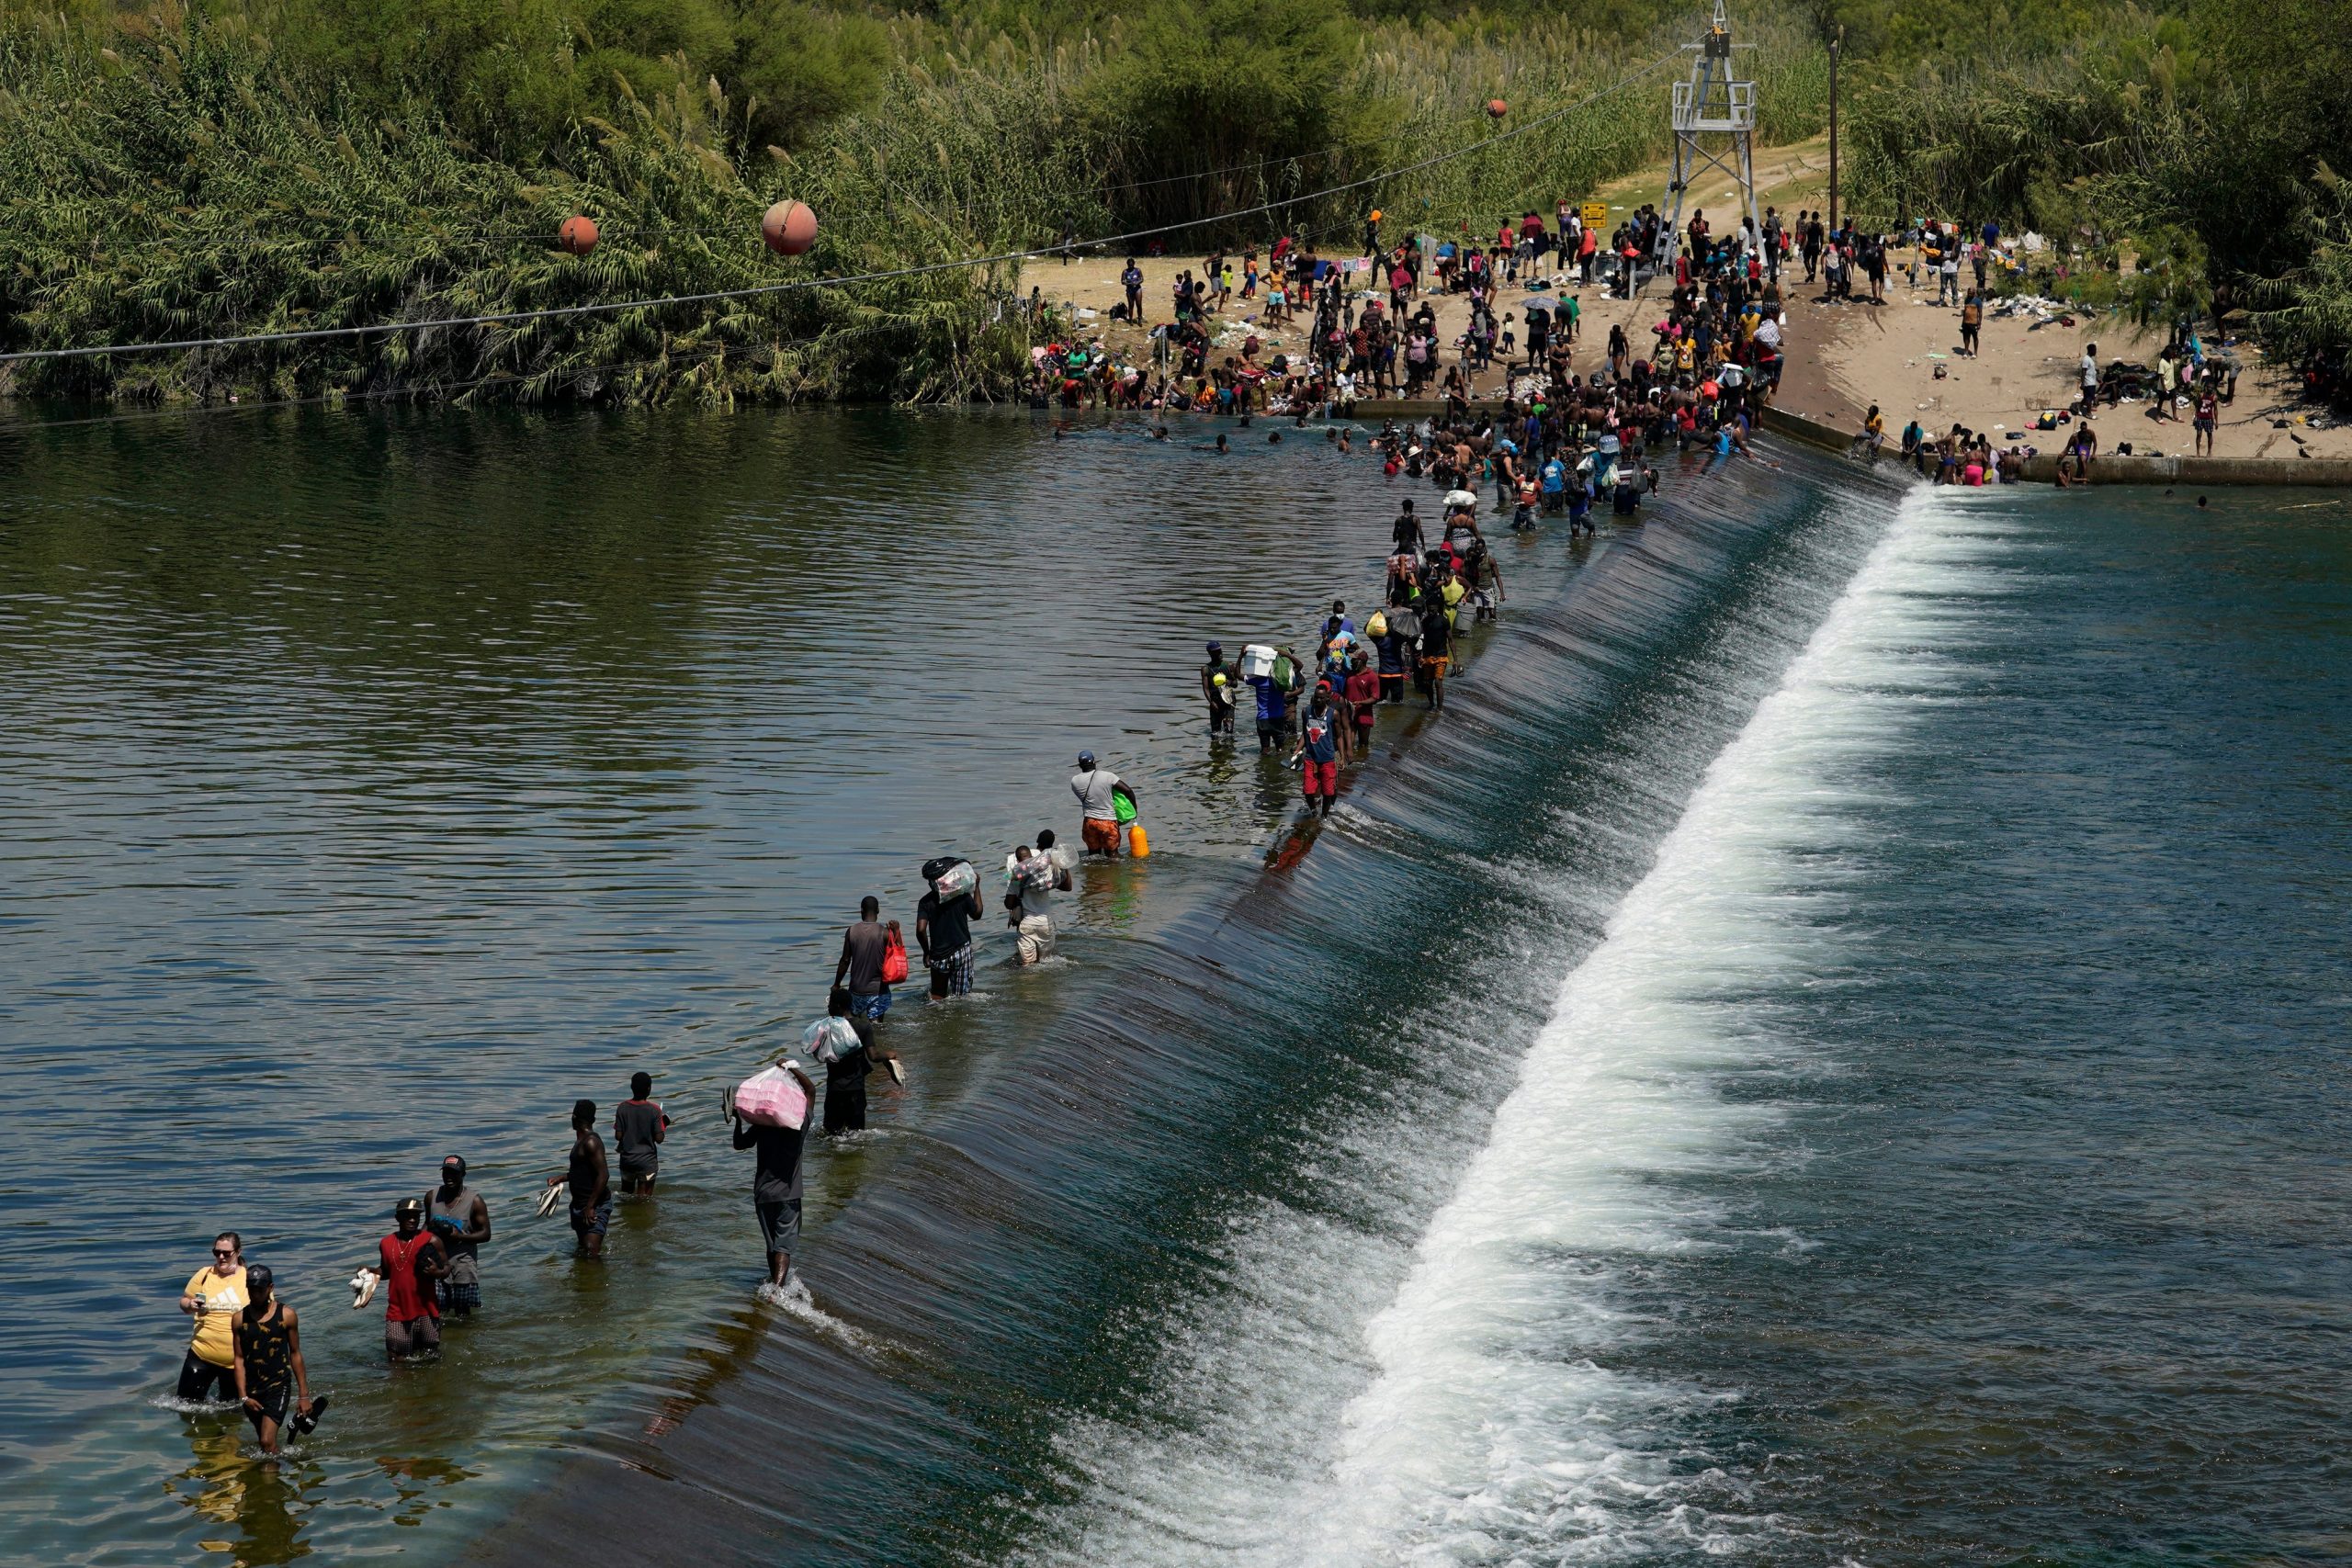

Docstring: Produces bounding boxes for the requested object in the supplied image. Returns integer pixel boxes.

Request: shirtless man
[546,1100,612,1260]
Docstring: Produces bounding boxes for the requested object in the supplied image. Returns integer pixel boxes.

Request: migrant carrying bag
[733,1065,809,1129]
[801,1015,865,1067]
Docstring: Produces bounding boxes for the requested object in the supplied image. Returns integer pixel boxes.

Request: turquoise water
[2,410,2346,1565]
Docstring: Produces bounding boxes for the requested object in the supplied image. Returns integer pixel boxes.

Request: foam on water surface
[999,488,1985,1567]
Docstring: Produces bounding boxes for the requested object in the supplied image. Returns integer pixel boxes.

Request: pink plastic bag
[733,1065,810,1129]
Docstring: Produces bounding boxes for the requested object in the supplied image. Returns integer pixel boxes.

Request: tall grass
[0,0,1829,406]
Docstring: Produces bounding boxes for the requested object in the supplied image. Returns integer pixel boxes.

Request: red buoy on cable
[1487,98,1508,118]
[558,216,599,255]
[762,200,818,256]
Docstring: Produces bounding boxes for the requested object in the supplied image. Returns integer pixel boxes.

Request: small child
[1499,314,1517,359]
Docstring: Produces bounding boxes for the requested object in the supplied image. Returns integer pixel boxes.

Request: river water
[0,409,2345,1566]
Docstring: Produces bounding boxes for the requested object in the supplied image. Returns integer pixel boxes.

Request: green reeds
[0,1,1831,407]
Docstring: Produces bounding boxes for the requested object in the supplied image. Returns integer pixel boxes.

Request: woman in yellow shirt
[177,1231,248,1403]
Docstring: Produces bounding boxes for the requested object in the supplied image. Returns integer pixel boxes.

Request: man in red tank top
[368,1198,448,1360]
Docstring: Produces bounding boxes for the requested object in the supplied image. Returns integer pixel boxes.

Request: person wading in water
[231,1265,322,1455]
[423,1156,491,1320]
[547,1100,612,1260]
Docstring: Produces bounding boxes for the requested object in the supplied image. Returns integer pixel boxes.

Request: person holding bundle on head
[804,987,899,1134]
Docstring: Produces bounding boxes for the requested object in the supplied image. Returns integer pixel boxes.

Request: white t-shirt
[2081,352,2099,388]
[1030,847,1073,919]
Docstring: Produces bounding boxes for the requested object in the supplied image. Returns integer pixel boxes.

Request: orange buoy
[558,215,599,255]
[762,200,818,256]
[1487,97,1508,118]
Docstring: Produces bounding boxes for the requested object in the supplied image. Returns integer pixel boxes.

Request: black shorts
[246,1382,291,1426]
[176,1350,236,1404]
[756,1197,802,1255]
[823,1079,867,1134]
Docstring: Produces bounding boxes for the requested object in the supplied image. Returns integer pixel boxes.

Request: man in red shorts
[1291,691,1341,818]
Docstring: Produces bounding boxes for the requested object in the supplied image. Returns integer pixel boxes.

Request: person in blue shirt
[1247,667,1289,754]
[1566,465,1595,536]
[1290,690,1342,818]
[1540,455,1567,514]
[1374,614,1411,704]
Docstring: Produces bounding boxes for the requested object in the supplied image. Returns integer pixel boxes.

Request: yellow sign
[1581,201,1609,225]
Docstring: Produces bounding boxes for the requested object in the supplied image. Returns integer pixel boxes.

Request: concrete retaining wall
[2017,454,2352,488]
[1351,400,2352,488]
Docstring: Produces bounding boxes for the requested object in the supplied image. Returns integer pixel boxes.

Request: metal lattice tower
[1657,0,1759,266]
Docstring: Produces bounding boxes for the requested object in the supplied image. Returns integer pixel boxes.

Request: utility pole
[1657,0,1761,273]
[1827,26,1842,232]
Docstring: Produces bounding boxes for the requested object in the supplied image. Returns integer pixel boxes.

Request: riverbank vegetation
[0,0,1829,406]
[1834,0,2352,400]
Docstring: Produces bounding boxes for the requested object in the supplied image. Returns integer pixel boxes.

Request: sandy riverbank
[1024,133,2346,461]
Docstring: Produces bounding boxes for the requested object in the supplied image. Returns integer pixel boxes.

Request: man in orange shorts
[1069,750,1131,857]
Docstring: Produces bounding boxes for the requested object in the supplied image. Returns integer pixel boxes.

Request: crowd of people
[167,195,1816,1469]
[1025,197,1800,423]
